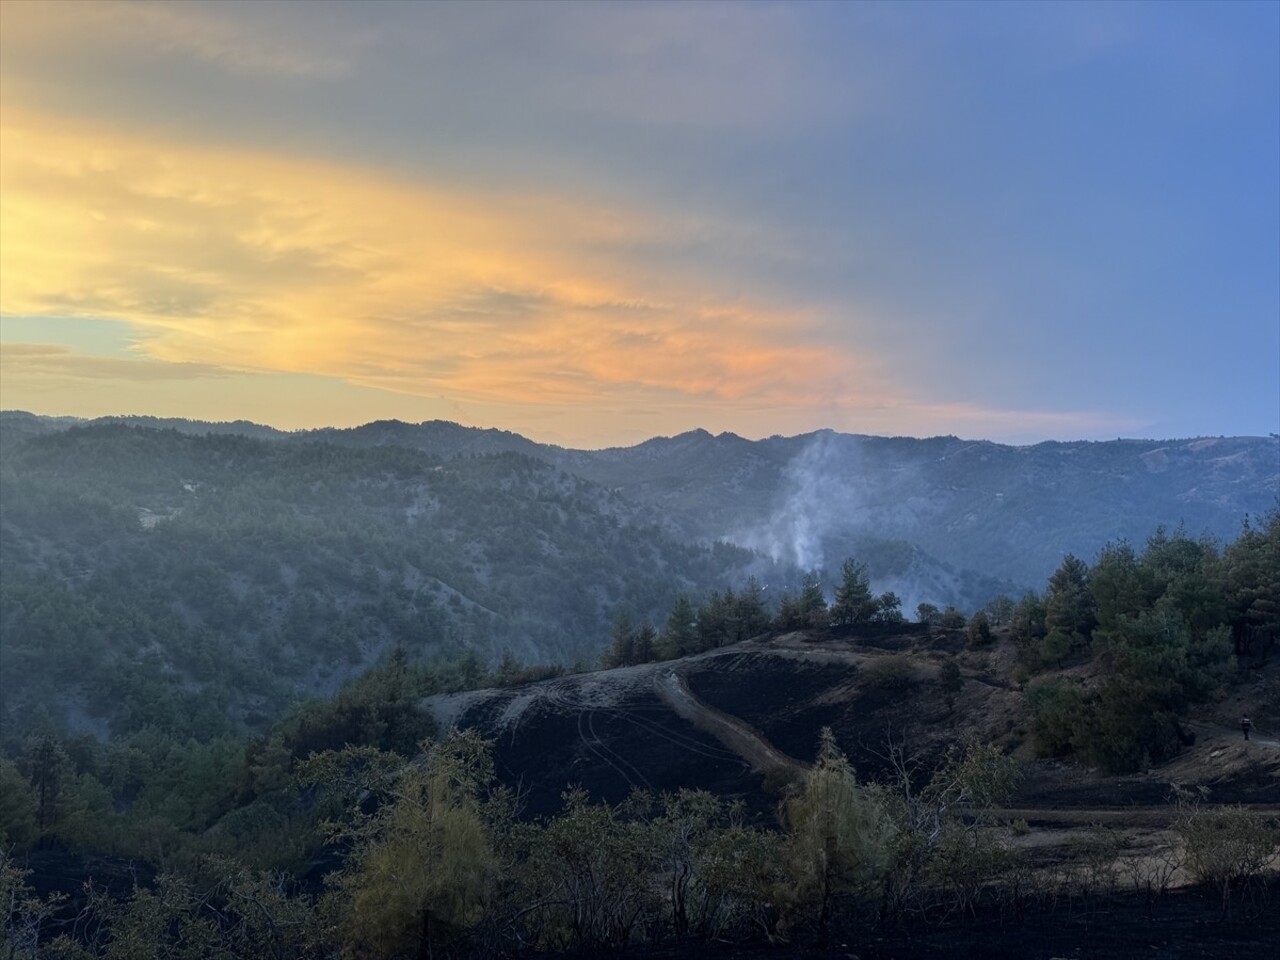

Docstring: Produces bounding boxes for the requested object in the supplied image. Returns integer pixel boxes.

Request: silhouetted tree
[798,571,829,629]
[938,658,963,714]
[831,560,876,627]
[872,591,906,624]
[982,595,1015,627]
[659,596,699,660]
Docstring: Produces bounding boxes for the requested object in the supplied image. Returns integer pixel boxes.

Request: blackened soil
[1012,761,1180,808]
[1012,755,1280,809]
[474,689,767,820]
[685,654,924,781]
[596,883,1280,960]
[684,655,856,764]
[855,888,1280,960]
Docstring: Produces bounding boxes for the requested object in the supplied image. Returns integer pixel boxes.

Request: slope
[0,424,788,740]
[423,623,1279,821]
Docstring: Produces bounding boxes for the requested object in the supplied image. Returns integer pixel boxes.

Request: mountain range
[1,410,1274,739]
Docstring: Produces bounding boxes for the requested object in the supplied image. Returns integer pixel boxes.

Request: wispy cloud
[2,104,1158,442]
[3,0,353,79]
[0,109,862,415]
[1,1,1273,441]
[0,343,232,381]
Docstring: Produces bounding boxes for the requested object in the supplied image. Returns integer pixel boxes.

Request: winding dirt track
[653,667,807,777]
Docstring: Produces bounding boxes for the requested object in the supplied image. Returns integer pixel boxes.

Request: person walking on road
[1241,716,1253,741]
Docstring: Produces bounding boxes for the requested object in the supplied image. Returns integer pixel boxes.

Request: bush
[1174,800,1280,914]
[965,611,992,648]
[1037,628,1074,666]
[1025,678,1084,757]
[864,654,917,689]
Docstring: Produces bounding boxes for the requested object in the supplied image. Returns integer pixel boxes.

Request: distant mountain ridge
[554,428,1278,585]
[5,411,1273,587]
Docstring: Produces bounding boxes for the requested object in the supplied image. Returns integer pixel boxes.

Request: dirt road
[654,667,807,778]
[1186,719,1280,750]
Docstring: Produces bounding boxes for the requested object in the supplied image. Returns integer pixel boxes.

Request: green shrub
[1025,678,1084,757]
[965,611,992,648]
[865,654,917,689]
[1175,803,1280,887]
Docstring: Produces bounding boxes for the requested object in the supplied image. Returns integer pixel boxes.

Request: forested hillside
[11,412,1274,607]
[555,429,1278,587]
[0,422,782,741]
[3,412,1274,743]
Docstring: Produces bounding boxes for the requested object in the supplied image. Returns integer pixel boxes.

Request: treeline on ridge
[602,514,1277,776]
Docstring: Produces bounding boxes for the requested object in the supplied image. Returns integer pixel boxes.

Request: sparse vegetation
[1174,793,1280,917]
[864,653,917,689]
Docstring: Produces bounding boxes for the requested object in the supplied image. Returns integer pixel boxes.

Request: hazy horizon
[6,406,1280,453]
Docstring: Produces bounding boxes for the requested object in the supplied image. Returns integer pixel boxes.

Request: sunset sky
[2,1,1277,447]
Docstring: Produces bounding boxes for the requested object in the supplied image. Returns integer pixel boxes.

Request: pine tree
[830,560,875,627]
[659,596,699,660]
[798,571,829,628]
[784,729,894,934]
[604,610,636,668]
[1045,554,1096,639]
[736,576,773,639]
[938,658,963,714]
[306,730,501,959]
[631,622,658,664]
[1043,554,1095,664]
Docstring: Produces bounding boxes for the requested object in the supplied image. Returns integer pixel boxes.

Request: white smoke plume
[732,433,869,573]
[728,433,991,613]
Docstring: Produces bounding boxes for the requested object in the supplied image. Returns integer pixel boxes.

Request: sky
[1,1,1277,447]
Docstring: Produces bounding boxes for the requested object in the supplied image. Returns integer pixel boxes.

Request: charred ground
[426,622,1279,821]
[415,622,1279,957]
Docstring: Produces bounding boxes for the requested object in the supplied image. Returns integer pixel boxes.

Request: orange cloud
[0,107,1148,444]
[0,343,232,381]
[1,107,868,417]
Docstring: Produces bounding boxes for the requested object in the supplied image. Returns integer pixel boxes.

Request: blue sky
[1,0,1276,445]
